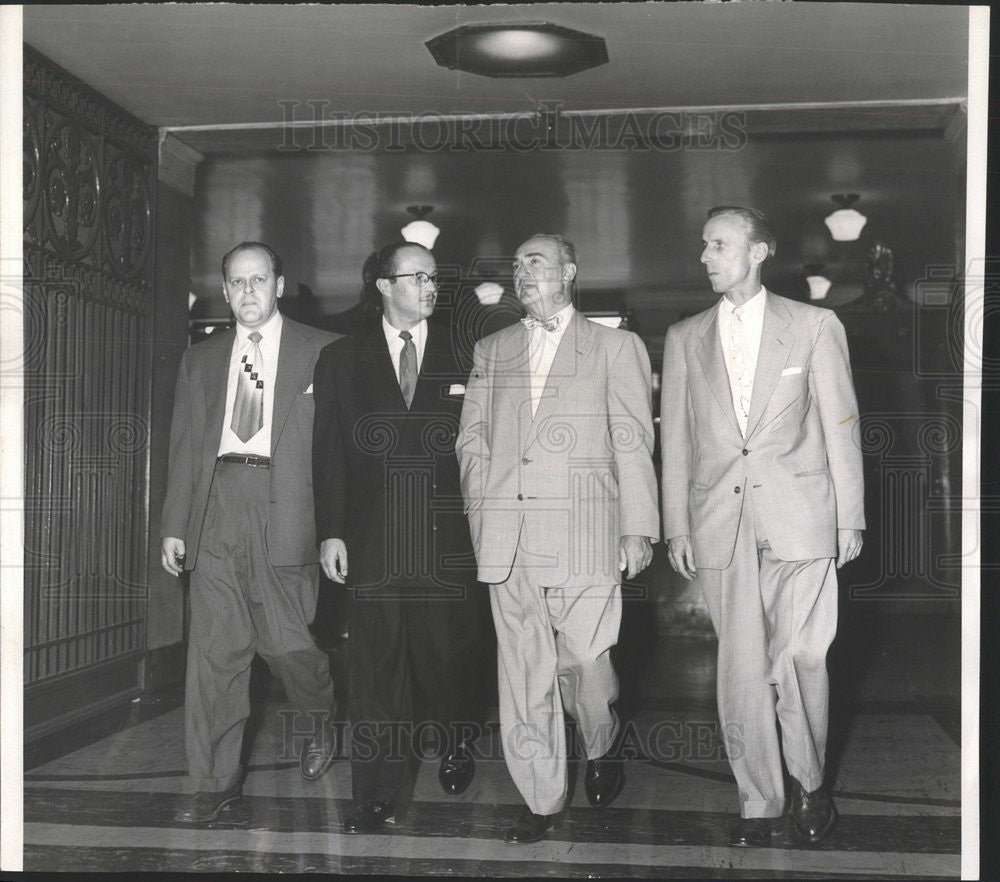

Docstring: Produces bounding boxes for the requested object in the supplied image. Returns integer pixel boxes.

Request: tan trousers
[490,535,621,816]
[698,486,837,819]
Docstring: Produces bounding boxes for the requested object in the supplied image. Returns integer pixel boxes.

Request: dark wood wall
[23,48,157,737]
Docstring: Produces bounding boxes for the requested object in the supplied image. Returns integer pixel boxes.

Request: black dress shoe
[584,756,625,808]
[343,801,393,834]
[504,806,558,844]
[174,781,242,824]
[438,746,475,795]
[728,817,773,847]
[300,720,340,780]
[790,779,837,843]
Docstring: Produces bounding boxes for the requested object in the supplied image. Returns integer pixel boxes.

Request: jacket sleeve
[456,338,492,542]
[607,332,660,541]
[160,350,195,541]
[312,345,347,543]
[660,323,693,540]
[811,313,866,530]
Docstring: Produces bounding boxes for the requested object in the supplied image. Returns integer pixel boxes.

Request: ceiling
[23,4,969,128]
[22,4,972,341]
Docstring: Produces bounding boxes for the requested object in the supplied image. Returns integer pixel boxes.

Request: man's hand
[161,537,186,577]
[618,534,653,580]
[666,535,697,581]
[836,529,863,569]
[320,538,349,583]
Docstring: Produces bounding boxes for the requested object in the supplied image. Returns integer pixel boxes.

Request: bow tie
[521,315,562,332]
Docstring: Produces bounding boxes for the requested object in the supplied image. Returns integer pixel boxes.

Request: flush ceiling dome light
[426,22,609,78]
[824,193,868,242]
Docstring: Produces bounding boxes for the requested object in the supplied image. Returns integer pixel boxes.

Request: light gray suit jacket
[660,292,864,568]
[457,310,660,587]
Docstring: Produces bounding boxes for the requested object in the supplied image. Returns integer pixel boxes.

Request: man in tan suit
[457,234,659,843]
[661,207,864,846]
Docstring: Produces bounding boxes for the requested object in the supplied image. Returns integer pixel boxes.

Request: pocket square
[304,383,314,394]
[448,384,466,396]
[781,367,802,377]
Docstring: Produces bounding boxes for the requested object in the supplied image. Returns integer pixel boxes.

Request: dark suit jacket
[161,316,338,568]
[312,320,477,592]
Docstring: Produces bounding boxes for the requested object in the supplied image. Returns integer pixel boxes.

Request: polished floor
[23,613,960,878]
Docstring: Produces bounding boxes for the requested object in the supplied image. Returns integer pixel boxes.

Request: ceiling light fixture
[824,193,867,242]
[804,264,832,300]
[474,282,505,305]
[401,204,440,250]
[426,22,609,78]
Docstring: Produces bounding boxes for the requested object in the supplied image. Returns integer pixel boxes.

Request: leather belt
[217,453,271,468]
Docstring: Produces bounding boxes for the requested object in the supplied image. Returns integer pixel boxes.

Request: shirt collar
[720,287,766,317]
[382,315,427,345]
[236,308,282,345]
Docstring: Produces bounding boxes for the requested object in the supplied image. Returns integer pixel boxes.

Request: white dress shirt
[528,303,575,417]
[718,287,766,435]
[383,315,428,381]
[218,310,283,457]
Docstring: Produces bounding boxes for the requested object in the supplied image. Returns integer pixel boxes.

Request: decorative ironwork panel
[23,47,156,693]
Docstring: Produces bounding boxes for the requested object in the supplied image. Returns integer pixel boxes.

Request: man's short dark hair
[360,240,433,314]
[221,241,283,279]
[707,206,776,259]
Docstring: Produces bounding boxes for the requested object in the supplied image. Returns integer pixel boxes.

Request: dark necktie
[399,330,416,408]
[232,331,264,442]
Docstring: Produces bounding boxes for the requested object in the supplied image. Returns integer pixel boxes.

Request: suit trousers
[490,530,621,816]
[185,461,336,792]
[697,486,837,819]
[347,582,484,808]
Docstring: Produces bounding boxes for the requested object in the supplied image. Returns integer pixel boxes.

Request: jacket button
[742,448,749,456]
[734,486,741,494]
[517,493,523,501]
[522,457,531,465]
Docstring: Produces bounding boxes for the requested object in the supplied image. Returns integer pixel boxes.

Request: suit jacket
[457,310,660,587]
[312,320,477,592]
[660,291,865,568]
[161,316,338,569]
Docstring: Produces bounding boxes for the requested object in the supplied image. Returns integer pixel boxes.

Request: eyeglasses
[387,271,438,287]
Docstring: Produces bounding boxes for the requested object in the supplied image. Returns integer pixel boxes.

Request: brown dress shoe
[300,720,340,780]
[174,781,242,824]
[790,778,837,843]
[504,806,558,844]
[728,817,773,847]
[438,745,475,795]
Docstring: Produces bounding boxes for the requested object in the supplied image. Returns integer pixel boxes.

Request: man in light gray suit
[661,207,864,846]
[457,234,659,843]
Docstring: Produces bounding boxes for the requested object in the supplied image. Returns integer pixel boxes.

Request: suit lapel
[525,311,595,451]
[205,329,234,464]
[410,322,451,412]
[364,325,408,412]
[695,304,742,438]
[745,292,793,440]
[271,319,314,456]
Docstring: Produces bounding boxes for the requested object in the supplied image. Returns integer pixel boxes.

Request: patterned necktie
[730,306,752,429]
[232,331,264,442]
[521,314,561,332]
[399,330,416,408]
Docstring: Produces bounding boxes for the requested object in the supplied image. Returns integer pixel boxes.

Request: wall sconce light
[804,264,832,300]
[401,205,440,250]
[824,193,867,242]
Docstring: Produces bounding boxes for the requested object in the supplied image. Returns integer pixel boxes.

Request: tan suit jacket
[161,317,338,568]
[457,311,660,586]
[661,292,864,568]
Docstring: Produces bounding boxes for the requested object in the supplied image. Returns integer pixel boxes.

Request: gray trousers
[185,461,336,792]
[698,486,837,819]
